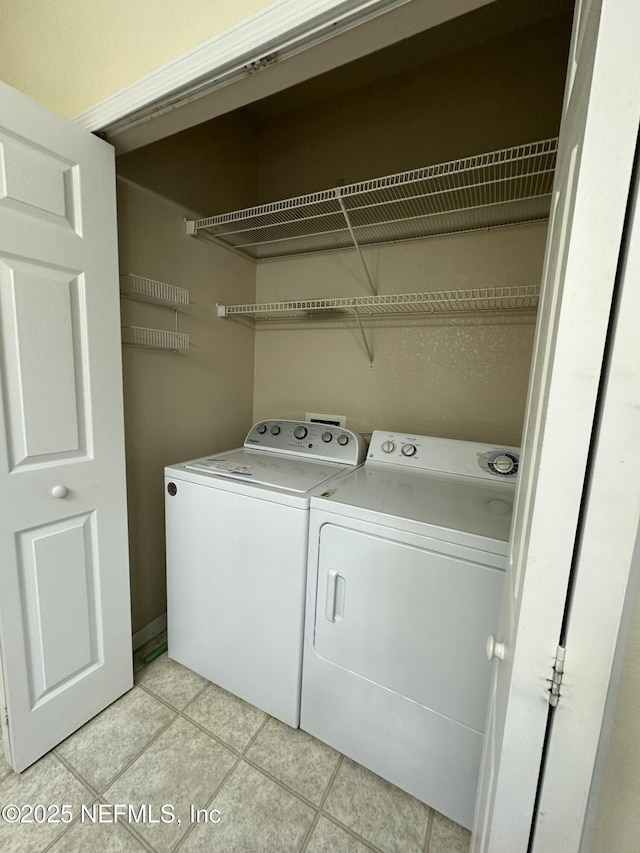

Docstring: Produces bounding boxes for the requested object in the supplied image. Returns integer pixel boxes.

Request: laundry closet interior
[114,0,574,639]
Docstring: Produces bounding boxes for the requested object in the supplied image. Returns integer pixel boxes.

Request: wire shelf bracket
[336,191,376,295]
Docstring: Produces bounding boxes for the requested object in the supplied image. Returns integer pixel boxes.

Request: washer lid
[313,464,516,542]
[181,448,352,493]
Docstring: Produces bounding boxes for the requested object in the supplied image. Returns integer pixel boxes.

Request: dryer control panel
[368,431,520,481]
[245,420,367,465]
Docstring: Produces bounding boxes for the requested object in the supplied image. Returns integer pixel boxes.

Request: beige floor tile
[323,759,431,853]
[427,811,470,853]
[245,718,339,805]
[104,715,236,853]
[48,818,148,852]
[136,652,208,710]
[305,815,374,852]
[185,683,267,752]
[0,753,93,853]
[57,686,175,792]
[181,760,315,852]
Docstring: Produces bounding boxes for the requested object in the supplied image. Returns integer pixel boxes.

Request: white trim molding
[73,0,411,133]
[132,613,167,651]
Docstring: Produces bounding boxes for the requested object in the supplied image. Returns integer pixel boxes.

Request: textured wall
[253,227,542,444]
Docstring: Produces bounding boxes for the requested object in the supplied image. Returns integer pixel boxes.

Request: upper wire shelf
[187,138,558,260]
[120,274,189,307]
[217,285,541,321]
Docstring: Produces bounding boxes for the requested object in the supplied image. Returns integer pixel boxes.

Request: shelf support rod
[336,191,376,295]
[352,308,373,367]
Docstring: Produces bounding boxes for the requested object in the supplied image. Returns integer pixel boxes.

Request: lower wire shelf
[217,285,541,321]
[121,326,190,351]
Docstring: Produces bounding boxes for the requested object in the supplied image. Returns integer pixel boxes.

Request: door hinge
[3,706,8,728]
[548,644,566,707]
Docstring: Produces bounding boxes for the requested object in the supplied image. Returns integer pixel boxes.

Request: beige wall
[0,0,274,117]
[257,17,571,201]
[253,227,542,444]
[117,111,259,218]
[117,178,256,633]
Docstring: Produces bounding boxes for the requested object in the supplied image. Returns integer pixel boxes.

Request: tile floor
[0,633,471,852]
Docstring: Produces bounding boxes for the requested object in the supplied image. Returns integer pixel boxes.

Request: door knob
[486,634,505,661]
[51,485,69,499]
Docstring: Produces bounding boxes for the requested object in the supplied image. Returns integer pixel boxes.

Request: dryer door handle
[325,569,339,622]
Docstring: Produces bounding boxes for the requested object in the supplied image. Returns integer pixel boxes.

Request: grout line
[39,791,99,853]
[136,678,209,717]
[53,750,101,799]
[423,808,434,852]
[314,813,386,853]
[173,753,242,852]
[241,714,270,754]
[97,709,179,796]
[298,752,346,852]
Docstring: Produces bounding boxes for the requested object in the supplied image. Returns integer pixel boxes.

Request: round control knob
[401,444,417,457]
[337,434,349,446]
[256,423,267,434]
[486,634,506,661]
[488,452,518,476]
[321,432,333,443]
[381,441,395,454]
[270,425,281,435]
[293,425,308,440]
[51,484,69,499]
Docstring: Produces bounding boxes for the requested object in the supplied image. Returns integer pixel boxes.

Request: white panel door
[472,0,640,850]
[0,82,132,771]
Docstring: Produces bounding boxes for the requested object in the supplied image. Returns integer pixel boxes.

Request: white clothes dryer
[165,420,366,727]
[300,430,519,828]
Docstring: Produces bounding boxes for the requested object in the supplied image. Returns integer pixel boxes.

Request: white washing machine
[165,420,366,727]
[300,430,519,829]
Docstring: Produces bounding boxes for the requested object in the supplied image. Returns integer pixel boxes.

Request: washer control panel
[368,431,520,481]
[245,420,366,465]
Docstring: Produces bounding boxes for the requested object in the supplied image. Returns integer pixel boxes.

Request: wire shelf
[120,275,189,307]
[121,326,190,350]
[188,138,558,259]
[217,285,541,321]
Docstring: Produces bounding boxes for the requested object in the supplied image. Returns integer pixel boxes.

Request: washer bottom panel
[300,650,481,829]
[166,478,308,727]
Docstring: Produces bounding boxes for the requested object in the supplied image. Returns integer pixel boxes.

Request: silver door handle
[325,569,339,622]
[51,485,69,499]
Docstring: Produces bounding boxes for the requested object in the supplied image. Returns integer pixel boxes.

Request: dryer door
[314,523,504,732]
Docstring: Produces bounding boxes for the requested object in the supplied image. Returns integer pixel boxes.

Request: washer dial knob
[293,425,308,440]
[401,444,417,457]
[256,423,267,434]
[381,441,395,454]
[337,434,349,446]
[321,432,333,443]
[270,425,281,436]
[488,452,518,476]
